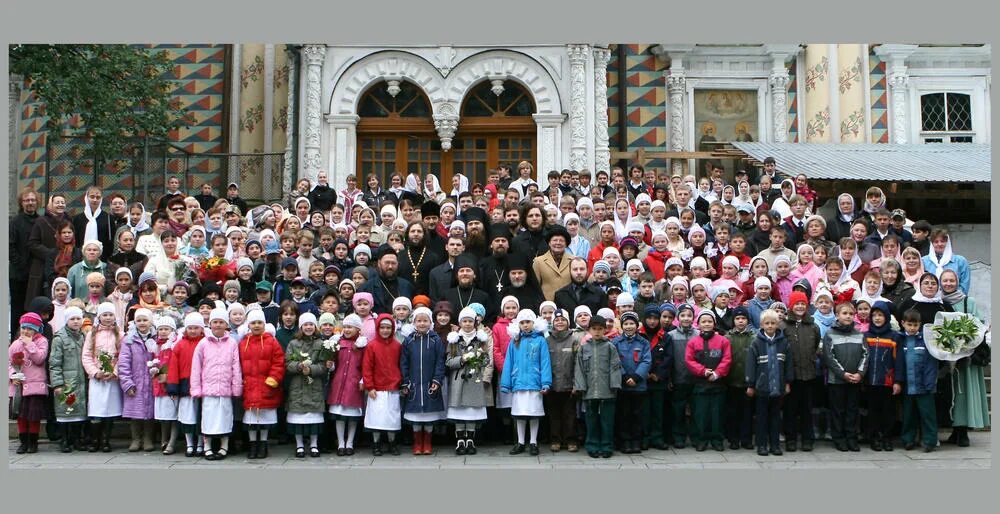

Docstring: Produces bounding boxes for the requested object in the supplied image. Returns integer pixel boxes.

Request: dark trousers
[584,399,616,453]
[544,391,576,445]
[691,386,725,444]
[10,280,28,340]
[670,383,695,445]
[901,393,937,448]
[864,385,895,441]
[783,379,816,443]
[615,391,645,446]
[755,395,783,450]
[828,384,860,443]
[642,388,667,445]
[725,386,754,446]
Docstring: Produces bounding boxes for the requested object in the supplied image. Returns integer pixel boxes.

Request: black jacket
[666,206,709,224]
[361,188,388,209]
[72,210,116,261]
[308,185,338,212]
[357,275,416,315]
[428,261,455,304]
[510,228,549,258]
[443,286,495,323]
[824,212,856,244]
[746,331,794,396]
[194,193,218,211]
[477,254,509,295]
[553,282,608,319]
[10,211,38,279]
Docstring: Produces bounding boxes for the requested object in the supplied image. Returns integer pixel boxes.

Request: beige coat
[532,251,573,302]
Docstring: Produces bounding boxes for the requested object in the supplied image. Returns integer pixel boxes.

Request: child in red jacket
[152,316,179,455]
[685,311,732,451]
[363,314,403,454]
[240,309,285,459]
[167,312,206,457]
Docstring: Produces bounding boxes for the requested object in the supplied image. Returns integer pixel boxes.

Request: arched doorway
[355,79,536,189]
[452,80,536,186]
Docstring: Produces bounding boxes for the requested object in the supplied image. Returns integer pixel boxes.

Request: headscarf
[404,174,420,193]
[720,185,735,205]
[612,198,633,240]
[939,269,967,306]
[925,233,953,278]
[862,187,886,215]
[900,247,925,286]
[484,183,500,211]
[836,193,856,223]
[910,272,943,304]
[450,173,470,199]
[54,226,77,277]
[126,203,150,235]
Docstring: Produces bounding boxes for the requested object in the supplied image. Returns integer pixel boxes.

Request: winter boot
[27,433,39,453]
[957,427,971,447]
[60,424,73,453]
[422,432,433,455]
[466,432,477,455]
[128,421,142,452]
[413,431,424,455]
[143,420,157,452]
[259,440,269,459]
[247,440,259,459]
[15,434,28,454]
[72,423,88,451]
[88,423,102,452]
[455,431,467,455]
[101,420,113,452]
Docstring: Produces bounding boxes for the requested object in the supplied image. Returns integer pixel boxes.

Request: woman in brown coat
[27,193,71,310]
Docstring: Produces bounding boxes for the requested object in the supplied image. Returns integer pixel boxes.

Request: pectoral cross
[496,282,503,292]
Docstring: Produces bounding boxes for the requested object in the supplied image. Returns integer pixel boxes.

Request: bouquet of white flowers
[923,312,987,362]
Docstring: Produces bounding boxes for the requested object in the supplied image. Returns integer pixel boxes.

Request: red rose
[65,393,77,406]
[11,351,25,367]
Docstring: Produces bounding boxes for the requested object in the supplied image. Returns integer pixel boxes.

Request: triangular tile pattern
[621,44,667,168]
[787,59,799,143]
[16,44,228,202]
[869,50,889,143]
[607,45,620,150]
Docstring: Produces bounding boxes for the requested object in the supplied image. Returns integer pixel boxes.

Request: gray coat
[573,337,622,400]
[822,324,869,385]
[285,337,328,413]
[446,329,494,409]
[48,327,88,418]
[667,326,698,385]
[547,329,582,392]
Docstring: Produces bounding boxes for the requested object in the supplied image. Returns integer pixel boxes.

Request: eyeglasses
[170,207,185,212]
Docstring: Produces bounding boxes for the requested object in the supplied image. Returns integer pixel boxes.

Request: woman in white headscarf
[770,178,797,220]
[404,173,421,194]
[450,173,470,200]
[611,198,633,240]
[732,180,757,212]
[423,175,447,204]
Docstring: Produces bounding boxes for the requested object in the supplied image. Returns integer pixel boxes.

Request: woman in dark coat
[895,272,952,326]
[361,174,388,210]
[510,205,549,258]
[104,229,149,294]
[27,193,71,309]
[746,211,777,257]
[878,259,915,321]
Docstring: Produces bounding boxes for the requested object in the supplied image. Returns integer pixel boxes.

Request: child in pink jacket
[190,307,244,460]
[10,313,50,454]
[82,302,124,452]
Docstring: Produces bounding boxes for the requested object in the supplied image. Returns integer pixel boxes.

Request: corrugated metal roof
[731,142,991,182]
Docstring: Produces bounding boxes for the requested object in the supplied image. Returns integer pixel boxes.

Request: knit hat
[299,312,318,328]
[589,316,608,329]
[469,303,486,320]
[596,308,616,320]
[697,310,716,323]
[635,193,652,206]
[563,212,580,225]
[434,300,455,315]
[813,287,834,305]
[412,295,432,309]
[237,257,254,271]
[573,305,592,319]
[184,312,205,328]
[352,292,373,308]
[659,303,677,315]
[392,297,412,310]
[754,276,772,290]
[651,200,666,211]
[789,291,809,307]
[665,257,684,269]
[500,296,519,311]
[412,307,433,322]
[616,292,635,307]
[602,247,621,259]
[690,257,708,270]
[134,308,153,321]
[650,231,668,243]
[318,312,338,326]
[732,306,750,320]
[626,258,645,271]
[96,302,116,318]
[593,260,612,275]
[625,221,645,235]
[324,265,341,277]
[687,225,706,243]
[576,197,594,210]
[246,310,266,325]
[620,311,640,326]
[458,307,477,322]
[722,255,740,269]
[709,286,731,302]
[86,272,105,286]
[82,239,103,253]
[773,255,792,269]
[339,279,356,290]
[19,312,43,332]
[619,236,639,250]
[224,280,241,294]
[342,313,363,329]
[138,271,157,287]
[677,303,695,316]
[670,276,689,290]
[64,306,84,321]
[514,309,536,325]
[643,304,660,318]
[354,244,372,258]
[115,267,133,279]
[209,308,228,324]
[450,220,466,233]
[540,301,558,314]
[690,278,712,292]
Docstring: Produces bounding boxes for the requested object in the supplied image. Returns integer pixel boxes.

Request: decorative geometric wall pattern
[620,44,667,169]
[17,44,228,210]
[607,45,620,153]
[787,58,799,143]
[869,49,889,143]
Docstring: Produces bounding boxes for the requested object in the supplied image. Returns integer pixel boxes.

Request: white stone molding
[282,48,296,194]
[764,45,799,144]
[228,43,242,180]
[433,102,460,151]
[533,113,567,181]
[325,114,360,191]
[874,44,918,144]
[435,45,458,76]
[593,47,612,174]
[301,44,327,182]
[567,44,590,171]
[328,51,447,116]
[444,50,562,114]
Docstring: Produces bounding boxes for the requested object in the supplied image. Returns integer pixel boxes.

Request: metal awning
[730,142,991,182]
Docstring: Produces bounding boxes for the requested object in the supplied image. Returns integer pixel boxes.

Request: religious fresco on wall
[693,89,758,176]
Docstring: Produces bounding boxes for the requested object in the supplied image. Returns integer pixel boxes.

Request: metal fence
[41,135,285,210]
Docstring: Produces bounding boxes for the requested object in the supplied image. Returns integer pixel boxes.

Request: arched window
[357,81,440,183]
[453,81,536,186]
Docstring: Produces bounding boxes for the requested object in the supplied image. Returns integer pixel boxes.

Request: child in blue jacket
[613,311,652,454]
[896,309,939,452]
[863,301,903,451]
[746,309,793,456]
[500,309,552,456]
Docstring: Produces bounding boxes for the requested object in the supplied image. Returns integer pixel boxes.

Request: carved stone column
[666,72,686,174]
[533,113,568,181]
[10,74,22,212]
[769,73,790,143]
[283,47,297,195]
[592,47,612,174]
[326,114,360,191]
[874,44,918,144]
[301,44,326,182]
[433,103,459,151]
[567,44,590,171]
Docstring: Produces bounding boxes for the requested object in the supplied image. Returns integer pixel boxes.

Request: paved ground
[9,430,991,469]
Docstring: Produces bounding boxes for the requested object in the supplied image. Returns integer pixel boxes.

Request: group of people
[7,158,990,460]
